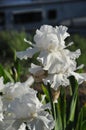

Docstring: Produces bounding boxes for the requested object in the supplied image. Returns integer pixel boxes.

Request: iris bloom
[0,76,34,100]
[0,77,54,130]
[16,25,70,60]
[17,25,86,90]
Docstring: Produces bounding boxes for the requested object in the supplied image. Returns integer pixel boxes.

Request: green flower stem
[47,82,55,119]
[47,83,58,130]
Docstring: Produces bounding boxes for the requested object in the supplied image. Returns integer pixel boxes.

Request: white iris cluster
[0,25,86,130]
[17,25,86,90]
[0,76,54,130]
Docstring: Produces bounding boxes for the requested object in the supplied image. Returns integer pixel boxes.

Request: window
[14,11,42,24]
[0,12,5,25]
[47,9,57,20]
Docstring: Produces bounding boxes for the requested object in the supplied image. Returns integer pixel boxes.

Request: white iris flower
[0,76,34,100]
[0,77,54,130]
[16,25,70,59]
[16,25,86,90]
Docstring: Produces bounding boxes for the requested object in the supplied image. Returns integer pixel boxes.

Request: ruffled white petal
[67,49,81,60]
[16,47,39,59]
[27,111,55,130]
[0,77,4,91]
[34,25,70,51]
[0,97,4,121]
[70,72,86,84]
[38,51,65,74]
[18,123,26,130]
[43,73,69,90]
[29,64,43,75]
[76,64,84,70]
[58,25,70,40]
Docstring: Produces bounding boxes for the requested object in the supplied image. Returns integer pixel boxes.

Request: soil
[79,81,86,107]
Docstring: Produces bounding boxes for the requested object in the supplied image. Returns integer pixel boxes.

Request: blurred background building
[0,0,86,35]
